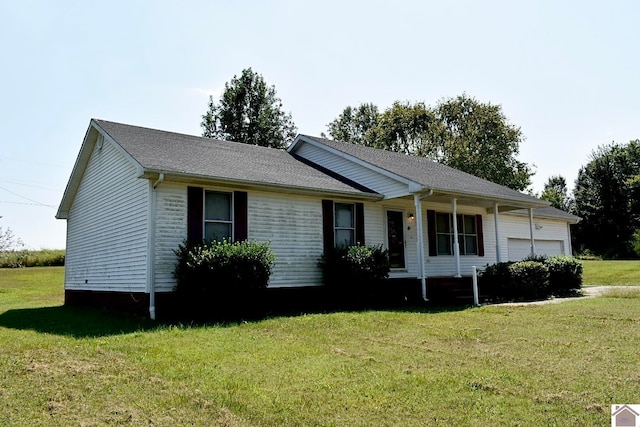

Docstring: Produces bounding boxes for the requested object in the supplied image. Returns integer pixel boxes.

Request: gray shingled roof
[507,206,581,223]
[299,135,547,207]
[93,120,378,197]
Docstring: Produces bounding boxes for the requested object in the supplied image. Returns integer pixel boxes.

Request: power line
[0,186,57,208]
[0,200,56,208]
[0,156,67,169]
[0,178,62,192]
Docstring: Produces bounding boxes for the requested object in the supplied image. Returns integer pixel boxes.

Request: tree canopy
[540,175,572,212]
[201,68,297,149]
[325,94,533,191]
[572,140,640,258]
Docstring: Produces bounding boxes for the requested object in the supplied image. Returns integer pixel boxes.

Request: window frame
[435,212,478,256]
[334,202,356,248]
[203,189,234,242]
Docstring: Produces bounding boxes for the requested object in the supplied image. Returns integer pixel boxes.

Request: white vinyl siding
[154,188,329,290]
[294,143,410,198]
[154,183,188,292]
[361,198,419,278]
[507,239,564,261]
[500,213,572,261]
[248,191,325,287]
[64,137,148,292]
[149,188,572,292]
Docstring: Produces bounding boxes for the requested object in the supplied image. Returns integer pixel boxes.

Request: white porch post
[414,194,427,300]
[528,208,536,256]
[493,203,501,263]
[452,198,461,277]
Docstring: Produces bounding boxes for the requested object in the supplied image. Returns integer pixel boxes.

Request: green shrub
[508,261,550,301]
[479,261,513,298]
[318,244,390,291]
[173,240,276,298]
[0,249,65,268]
[545,255,583,296]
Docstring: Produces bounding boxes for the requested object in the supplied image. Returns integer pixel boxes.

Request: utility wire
[0,156,67,169]
[0,178,62,192]
[0,185,57,208]
[0,200,56,208]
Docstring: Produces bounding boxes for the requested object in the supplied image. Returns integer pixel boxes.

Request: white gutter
[148,173,164,320]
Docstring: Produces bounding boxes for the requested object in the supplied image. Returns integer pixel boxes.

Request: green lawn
[1,266,639,425]
[582,260,640,286]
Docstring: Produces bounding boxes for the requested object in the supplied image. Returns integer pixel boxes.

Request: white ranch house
[57,119,579,318]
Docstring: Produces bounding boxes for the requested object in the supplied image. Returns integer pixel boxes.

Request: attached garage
[507,238,564,261]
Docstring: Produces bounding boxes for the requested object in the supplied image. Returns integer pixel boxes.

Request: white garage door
[507,238,564,261]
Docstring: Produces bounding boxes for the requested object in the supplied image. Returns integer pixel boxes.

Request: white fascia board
[141,169,384,202]
[56,123,97,219]
[56,120,145,219]
[91,120,145,177]
[503,209,580,224]
[290,135,423,190]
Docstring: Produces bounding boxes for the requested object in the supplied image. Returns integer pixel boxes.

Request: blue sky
[1,0,638,249]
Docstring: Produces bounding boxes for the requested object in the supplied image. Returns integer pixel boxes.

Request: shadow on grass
[0,298,474,337]
[0,305,157,338]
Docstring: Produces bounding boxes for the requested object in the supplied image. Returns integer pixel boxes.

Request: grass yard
[582,260,640,287]
[0,265,639,425]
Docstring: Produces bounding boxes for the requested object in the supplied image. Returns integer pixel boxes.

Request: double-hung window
[334,202,355,247]
[435,213,478,255]
[204,191,233,242]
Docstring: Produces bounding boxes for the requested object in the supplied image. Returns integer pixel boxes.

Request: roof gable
[290,134,549,209]
[58,120,381,218]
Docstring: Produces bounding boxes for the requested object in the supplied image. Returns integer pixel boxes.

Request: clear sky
[1,0,638,249]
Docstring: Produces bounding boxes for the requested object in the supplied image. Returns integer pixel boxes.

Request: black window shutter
[427,209,437,256]
[355,202,365,245]
[234,191,248,242]
[187,186,203,244]
[322,200,334,251]
[476,214,485,257]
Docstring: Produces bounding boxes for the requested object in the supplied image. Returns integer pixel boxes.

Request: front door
[386,210,406,268]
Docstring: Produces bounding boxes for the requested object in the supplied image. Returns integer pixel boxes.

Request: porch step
[428,277,489,304]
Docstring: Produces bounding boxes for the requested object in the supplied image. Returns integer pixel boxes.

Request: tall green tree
[372,101,441,156]
[540,175,573,211]
[201,68,297,148]
[433,94,532,191]
[573,140,640,258]
[325,94,533,191]
[326,103,380,147]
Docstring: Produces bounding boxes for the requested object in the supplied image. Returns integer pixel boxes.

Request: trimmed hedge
[318,244,390,291]
[481,255,582,302]
[545,255,583,296]
[508,261,549,301]
[173,239,276,298]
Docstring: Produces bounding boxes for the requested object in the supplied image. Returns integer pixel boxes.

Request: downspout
[148,173,164,320]
[452,198,461,277]
[493,203,501,263]
[415,189,433,302]
[528,208,536,257]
